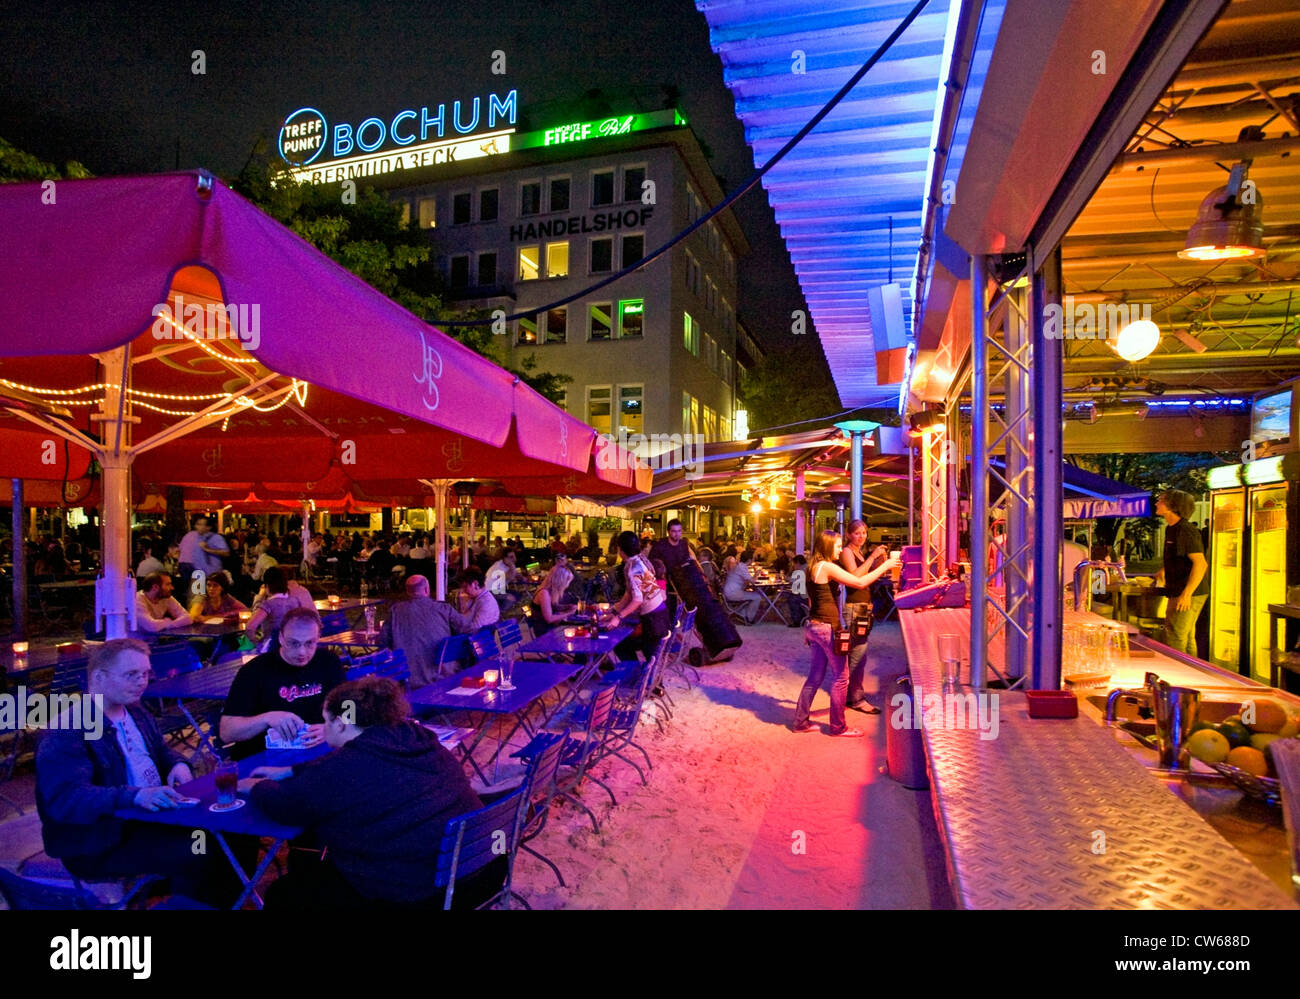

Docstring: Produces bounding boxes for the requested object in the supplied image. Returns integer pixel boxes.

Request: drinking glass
[364,605,376,634]
[500,651,517,691]
[937,633,962,687]
[212,761,239,811]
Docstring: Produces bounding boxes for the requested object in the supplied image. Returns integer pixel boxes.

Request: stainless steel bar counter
[898,606,1296,910]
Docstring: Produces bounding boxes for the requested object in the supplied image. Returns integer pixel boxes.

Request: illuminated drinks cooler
[1206,452,1300,684]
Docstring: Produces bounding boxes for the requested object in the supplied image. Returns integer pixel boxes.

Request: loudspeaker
[868,282,908,351]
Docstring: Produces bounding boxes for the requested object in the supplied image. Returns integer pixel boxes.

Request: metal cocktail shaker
[1146,672,1201,770]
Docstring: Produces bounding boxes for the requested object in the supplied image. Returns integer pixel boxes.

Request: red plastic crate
[1025,689,1078,719]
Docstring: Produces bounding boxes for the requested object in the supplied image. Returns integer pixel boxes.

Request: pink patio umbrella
[0,171,645,632]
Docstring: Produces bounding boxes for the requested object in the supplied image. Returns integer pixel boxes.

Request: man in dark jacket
[242,675,503,908]
[35,638,237,905]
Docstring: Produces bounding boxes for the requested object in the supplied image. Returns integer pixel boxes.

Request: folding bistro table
[407,656,578,782]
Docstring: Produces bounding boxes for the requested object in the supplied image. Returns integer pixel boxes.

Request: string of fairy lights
[0,311,308,429]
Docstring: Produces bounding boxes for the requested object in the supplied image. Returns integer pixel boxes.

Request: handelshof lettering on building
[510,207,654,243]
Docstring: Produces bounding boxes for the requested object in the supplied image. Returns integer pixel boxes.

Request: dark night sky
[0,0,812,356]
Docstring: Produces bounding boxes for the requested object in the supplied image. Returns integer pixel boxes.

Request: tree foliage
[0,136,91,182]
[1071,449,1237,551]
[738,342,842,433]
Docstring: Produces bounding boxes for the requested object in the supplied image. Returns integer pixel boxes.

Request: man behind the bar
[1154,489,1209,656]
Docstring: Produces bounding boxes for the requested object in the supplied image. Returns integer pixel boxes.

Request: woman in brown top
[839,520,896,713]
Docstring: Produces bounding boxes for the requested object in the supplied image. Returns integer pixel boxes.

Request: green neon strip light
[514,109,685,150]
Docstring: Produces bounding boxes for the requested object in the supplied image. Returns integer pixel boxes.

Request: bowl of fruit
[1185,697,1298,806]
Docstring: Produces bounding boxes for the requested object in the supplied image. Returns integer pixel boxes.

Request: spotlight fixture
[907,410,946,436]
[1178,154,1266,261]
[1113,319,1161,362]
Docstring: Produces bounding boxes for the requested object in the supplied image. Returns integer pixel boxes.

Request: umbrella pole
[433,484,448,601]
[464,506,474,569]
[11,478,27,644]
[99,452,132,639]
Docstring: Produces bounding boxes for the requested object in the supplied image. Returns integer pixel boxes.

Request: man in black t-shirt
[1154,490,1209,657]
[220,608,347,760]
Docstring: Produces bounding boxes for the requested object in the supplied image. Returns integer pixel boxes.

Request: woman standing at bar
[793,529,891,737]
[839,520,895,713]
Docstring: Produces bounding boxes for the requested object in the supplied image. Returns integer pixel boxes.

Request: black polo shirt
[222,648,347,759]
[1162,518,1209,599]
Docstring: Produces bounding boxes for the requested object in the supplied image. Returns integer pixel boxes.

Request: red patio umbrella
[0,171,646,631]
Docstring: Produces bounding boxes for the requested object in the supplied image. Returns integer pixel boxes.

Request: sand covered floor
[509,620,955,909]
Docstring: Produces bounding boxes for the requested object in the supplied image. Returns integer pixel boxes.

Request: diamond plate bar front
[898,608,1296,910]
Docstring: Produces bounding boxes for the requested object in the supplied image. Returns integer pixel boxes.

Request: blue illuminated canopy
[696,0,950,406]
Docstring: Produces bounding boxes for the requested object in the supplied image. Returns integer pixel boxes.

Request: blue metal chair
[515,683,618,832]
[434,785,529,910]
[346,648,410,684]
[495,618,523,654]
[468,629,498,664]
[515,729,569,887]
[431,634,473,676]
[0,866,161,910]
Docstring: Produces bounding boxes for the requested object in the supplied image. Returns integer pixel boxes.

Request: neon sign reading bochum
[279,90,518,183]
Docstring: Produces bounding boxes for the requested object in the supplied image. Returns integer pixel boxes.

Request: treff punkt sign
[279,98,683,185]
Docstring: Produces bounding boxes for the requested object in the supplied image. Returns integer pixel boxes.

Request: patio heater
[453,480,479,570]
[833,419,879,523]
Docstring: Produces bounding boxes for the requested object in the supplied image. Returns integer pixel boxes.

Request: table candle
[328,595,341,606]
[238,611,252,622]
[563,627,577,639]
[12,641,29,654]
[482,669,499,687]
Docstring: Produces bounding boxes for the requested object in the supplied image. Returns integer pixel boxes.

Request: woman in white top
[723,550,763,625]
[608,530,670,662]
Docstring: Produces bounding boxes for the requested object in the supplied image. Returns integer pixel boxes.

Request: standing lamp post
[833,420,879,524]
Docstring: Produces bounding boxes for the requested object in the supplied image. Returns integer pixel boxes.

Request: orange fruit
[1226,746,1269,777]
[1187,728,1230,764]
[1243,699,1287,733]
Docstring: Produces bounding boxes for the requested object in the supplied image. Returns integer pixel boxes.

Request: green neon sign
[620,300,644,315]
[513,109,686,150]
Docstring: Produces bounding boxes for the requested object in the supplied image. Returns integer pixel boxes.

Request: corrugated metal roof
[696,0,951,406]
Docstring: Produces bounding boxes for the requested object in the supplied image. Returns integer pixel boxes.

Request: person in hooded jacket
[241,675,503,909]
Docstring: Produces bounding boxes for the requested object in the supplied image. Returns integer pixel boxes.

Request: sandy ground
[508,619,954,909]
[0,620,955,909]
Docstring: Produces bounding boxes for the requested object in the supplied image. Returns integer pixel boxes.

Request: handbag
[831,580,852,654]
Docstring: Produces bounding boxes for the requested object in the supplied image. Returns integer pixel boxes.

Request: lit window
[622,234,644,269]
[587,387,612,435]
[518,245,539,281]
[619,300,644,339]
[590,237,612,274]
[549,177,570,212]
[589,303,613,341]
[691,396,700,435]
[477,252,497,287]
[449,255,469,290]
[623,165,646,203]
[520,181,541,216]
[591,170,614,207]
[452,192,471,225]
[517,315,538,345]
[417,197,436,229]
[545,241,569,279]
[545,307,567,344]
[479,188,498,223]
[618,385,644,434]
[682,392,691,436]
[684,313,698,355]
